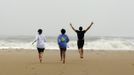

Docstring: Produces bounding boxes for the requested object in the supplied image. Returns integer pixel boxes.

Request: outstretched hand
[70,23,72,26]
[32,41,36,45]
[91,22,94,25]
[32,42,34,45]
[85,21,94,31]
[70,23,76,31]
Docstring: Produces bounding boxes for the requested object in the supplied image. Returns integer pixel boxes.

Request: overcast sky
[0,0,134,37]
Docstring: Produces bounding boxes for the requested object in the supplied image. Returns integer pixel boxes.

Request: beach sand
[0,49,134,75]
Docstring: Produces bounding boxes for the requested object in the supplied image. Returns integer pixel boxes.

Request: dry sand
[0,49,134,75]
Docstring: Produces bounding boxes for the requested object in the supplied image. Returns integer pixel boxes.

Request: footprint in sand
[31,67,35,70]
[59,71,64,75]
[25,65,36,70]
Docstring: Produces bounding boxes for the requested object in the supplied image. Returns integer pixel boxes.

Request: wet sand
[0,49,134,75]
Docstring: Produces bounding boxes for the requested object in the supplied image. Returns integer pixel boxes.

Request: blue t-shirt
[57,34,69,48]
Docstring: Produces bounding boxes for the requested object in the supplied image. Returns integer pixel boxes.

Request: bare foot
[40,59,42,63]
[80,56,84,59]
[63,60,65,64]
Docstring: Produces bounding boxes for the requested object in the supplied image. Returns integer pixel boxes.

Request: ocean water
[0,36,134,50]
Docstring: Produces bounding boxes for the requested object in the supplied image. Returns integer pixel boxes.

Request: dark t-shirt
[75,30,86,40]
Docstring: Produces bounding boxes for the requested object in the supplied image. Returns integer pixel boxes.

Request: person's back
[58,34,69,48]
[75,30,86,40]
[36,34,45,48]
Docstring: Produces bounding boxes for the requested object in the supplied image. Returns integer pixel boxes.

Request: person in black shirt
[70,22,93,59]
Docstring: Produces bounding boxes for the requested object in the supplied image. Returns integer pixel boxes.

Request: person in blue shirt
[57,29,69,64]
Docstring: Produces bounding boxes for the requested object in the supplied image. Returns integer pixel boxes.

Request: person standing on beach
[57,29,69,64]
[70,22,93,59]
[32,29,46,63]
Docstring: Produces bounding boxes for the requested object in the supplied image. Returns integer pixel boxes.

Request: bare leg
[79,48,83,58]
[39,52,43,63]
[62,51,66,64]
[78,48,81,58]
[81,48,84,59]
[60,50,62,61]
[39,53,42,63]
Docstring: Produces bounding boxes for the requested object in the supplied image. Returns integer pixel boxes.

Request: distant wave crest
[0,37,134,50]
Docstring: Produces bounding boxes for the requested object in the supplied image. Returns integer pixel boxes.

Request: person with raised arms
[70,22,93,59]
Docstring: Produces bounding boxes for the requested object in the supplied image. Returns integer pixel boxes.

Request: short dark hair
[61,29,66,34]
[38,29,42,34]
[79,26,83,31]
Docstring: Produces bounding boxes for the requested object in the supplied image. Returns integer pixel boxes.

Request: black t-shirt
[75,30,86,40]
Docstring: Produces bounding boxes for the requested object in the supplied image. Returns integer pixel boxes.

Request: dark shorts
[37,48,45,53]
[60,48,67,51]
[77,40,84,49]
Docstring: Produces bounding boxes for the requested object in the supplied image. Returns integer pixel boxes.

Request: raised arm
[85,22,94,32]
[70,23,76,31]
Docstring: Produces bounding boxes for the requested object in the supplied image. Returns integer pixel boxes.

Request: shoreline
[1,48,134,50]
